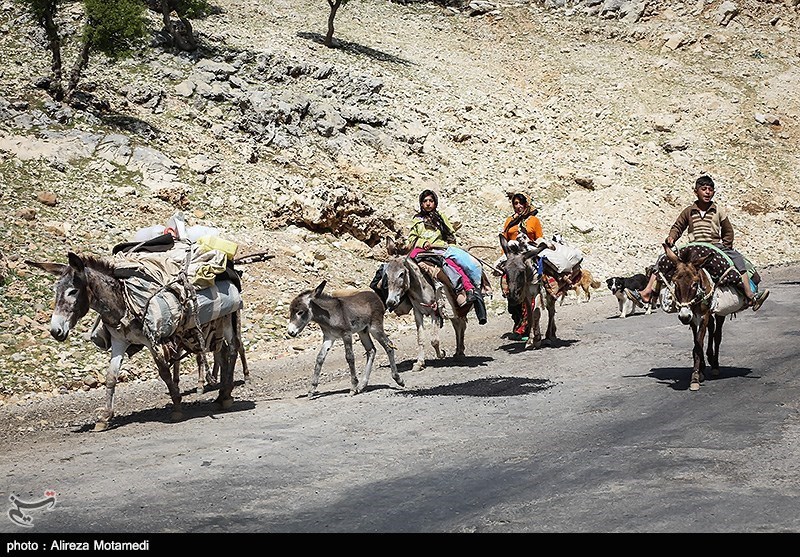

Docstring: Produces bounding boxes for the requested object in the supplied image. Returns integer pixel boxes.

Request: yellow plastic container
[197,235,238,259]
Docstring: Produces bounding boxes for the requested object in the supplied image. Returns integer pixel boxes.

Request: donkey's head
[26,252,91,341]
[287,281,326,337]
[385,236,409,257]
[664,244,710,325]
[383,257,411,312]
[500,234,542,305]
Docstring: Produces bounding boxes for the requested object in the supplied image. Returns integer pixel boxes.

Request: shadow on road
[498,337,578,353]
[395,355,493,372]
[73,396,257,433]
[399,376,555,397]
[640,366,754,390]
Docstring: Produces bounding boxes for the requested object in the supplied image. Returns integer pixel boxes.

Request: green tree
[19,0,148,103]
[325,0,350,48]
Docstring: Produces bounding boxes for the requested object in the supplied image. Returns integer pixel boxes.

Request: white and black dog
[606,267,657,318]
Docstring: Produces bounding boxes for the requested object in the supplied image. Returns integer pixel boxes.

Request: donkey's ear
[309,298,332,322]
[67,252,85,274]
[25,260,67,276]
[313,281,327,297]
[387,235,408,256]
[499,234,509,255]
[664,243,679,263]
[692,254,710,268]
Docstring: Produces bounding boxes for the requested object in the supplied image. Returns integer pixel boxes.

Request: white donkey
[287,281,404,398]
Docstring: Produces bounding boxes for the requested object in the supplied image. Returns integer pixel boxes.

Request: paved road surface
[0,265,798,535]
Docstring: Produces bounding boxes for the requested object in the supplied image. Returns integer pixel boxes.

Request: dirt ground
[0,276,611,442]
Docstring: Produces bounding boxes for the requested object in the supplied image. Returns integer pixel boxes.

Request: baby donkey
[288,281,404,398]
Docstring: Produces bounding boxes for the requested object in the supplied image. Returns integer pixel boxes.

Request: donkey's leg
[429,312,445,360]
[525,292,542,349]
[150,347,183,420]
[342,334,360,396]
[708,315,724,377]
[309,335,335,398]
[214,344,236,409]
[215,317,238,409]
[239,342,250,381]
[372,328,404,388]
[526,304,542,349]
[546,294,558,341]
[355,330,377,394]
[412,309,427,372]
[689,318,707,391]
[232,309,249,381]
[453,317,467,358]
[95,338,128,432]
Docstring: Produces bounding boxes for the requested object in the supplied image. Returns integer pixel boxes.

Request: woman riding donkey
[627,174,769,311]
[497,192,544,340]
[406,189,488,325]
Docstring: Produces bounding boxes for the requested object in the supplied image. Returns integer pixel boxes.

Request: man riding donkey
[626,174,769,312]
[404,189,490,325]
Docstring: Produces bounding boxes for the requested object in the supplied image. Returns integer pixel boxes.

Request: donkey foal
[288,281,404,398]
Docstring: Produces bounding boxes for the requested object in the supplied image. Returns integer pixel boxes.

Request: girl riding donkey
[406,189,489,325]
[497,192,543,340]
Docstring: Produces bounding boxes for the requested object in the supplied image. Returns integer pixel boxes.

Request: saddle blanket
[656,242,758,288]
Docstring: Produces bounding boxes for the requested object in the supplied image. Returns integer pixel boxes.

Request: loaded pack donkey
[499,234,558,349]
[27,239,243,430]
[287,280,404,398]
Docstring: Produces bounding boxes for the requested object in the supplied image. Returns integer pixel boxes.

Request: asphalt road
[1,265,798,536]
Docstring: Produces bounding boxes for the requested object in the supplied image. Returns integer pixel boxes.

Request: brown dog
[558,268,601,304]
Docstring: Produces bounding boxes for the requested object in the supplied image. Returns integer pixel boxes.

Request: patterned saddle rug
[656,242,756,288]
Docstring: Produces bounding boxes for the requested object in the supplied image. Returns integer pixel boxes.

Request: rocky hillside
[1,0,798,402]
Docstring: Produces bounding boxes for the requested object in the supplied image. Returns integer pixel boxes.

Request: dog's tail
[590,279,601,289]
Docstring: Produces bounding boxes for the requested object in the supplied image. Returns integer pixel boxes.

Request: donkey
[287,281,404,398]
[663,243,729,391]
[383,237,473,371]
[26,252,240,430]
[499,234,557,349]
[383,254,465,371]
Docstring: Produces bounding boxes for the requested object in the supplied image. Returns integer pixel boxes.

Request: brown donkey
[663,243,727,391]
[287,281,404,398]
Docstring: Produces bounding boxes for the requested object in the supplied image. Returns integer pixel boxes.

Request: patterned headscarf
[504,192,538,234]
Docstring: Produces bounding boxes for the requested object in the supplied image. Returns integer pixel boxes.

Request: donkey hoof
[689,382,701,391]
[395,377,405,388]
[412,362,425,372]
[93,421,109,432]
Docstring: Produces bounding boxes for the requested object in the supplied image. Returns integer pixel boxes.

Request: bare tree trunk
[177,14,197,50]
[160,0,196,51]
[64,38,92,103]
[325,0,341,48]
[39,4,64,101]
